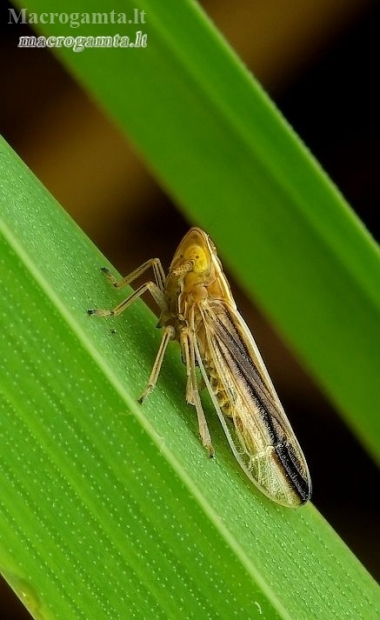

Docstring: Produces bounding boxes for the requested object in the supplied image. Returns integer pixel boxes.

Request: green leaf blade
[1,138,285,619]
[1,136,380,619]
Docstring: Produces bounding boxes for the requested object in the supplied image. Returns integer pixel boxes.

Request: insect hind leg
[194,389,215,458]
[181,330,214,457]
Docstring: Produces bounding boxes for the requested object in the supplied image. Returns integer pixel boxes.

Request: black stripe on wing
[208,304,311,503]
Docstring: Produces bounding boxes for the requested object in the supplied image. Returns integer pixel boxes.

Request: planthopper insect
[88,227,312,507]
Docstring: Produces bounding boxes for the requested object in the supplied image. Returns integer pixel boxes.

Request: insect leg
[180,331,194,405]
[88,280,166,317]
[138,325,175,403]
[182,330,214,457]
[100,258,166,292]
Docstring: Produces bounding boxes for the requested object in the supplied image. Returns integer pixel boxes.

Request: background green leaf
[15,0,380,464]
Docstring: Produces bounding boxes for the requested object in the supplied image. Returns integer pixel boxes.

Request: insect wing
[195,300,311,507]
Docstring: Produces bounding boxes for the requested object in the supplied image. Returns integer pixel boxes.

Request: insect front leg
[181,330,214,458]
[101,258,166,292]
[88,280,166,317]
[138,325,175,403]
[87,257,167,317]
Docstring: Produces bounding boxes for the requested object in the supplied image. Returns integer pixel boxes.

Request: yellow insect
[88,227,312,507]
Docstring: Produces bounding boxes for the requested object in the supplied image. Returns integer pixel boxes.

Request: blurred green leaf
[16,0,380,463]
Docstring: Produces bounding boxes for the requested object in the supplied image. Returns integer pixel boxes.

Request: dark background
[1,1,379,616]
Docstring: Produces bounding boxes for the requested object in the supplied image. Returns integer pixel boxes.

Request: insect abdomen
[205,360,234,418]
